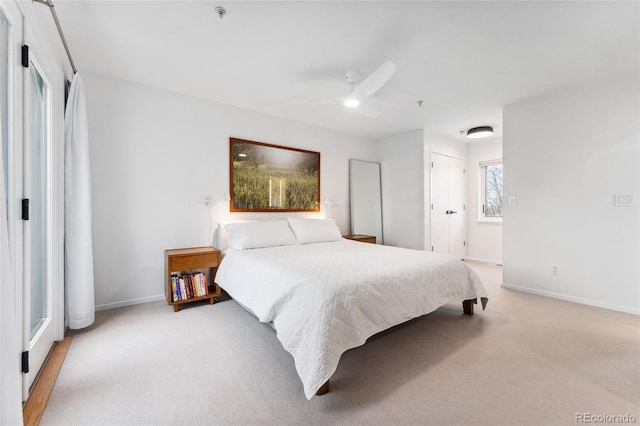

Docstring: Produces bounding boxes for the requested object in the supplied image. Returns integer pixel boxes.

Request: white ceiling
[54,1,639,141]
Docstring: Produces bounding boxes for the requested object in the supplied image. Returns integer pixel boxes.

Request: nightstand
[343,234,376,244]
[165,246,222,312]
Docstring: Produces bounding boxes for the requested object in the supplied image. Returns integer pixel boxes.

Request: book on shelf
[180,276,187,300]
[192,273,200,297]
[171,271,212,302]
[193,272,208,296]
[171,274,178,302]
[185,275,193,299]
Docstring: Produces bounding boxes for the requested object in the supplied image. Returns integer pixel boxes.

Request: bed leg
[462,299,476,315]
[316,380,330,396]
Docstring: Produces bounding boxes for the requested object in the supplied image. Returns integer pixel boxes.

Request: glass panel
[0,11,10,233]
[484,164,503,217]
[29,65,48,339]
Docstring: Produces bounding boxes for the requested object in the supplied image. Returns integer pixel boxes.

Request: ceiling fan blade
[351,103,381,118]
[293,98,342,104]
[352,61,396,98]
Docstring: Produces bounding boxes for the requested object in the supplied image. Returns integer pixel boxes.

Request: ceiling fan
[300,61,396,117]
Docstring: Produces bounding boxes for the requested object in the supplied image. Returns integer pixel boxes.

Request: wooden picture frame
[230,138,320,212]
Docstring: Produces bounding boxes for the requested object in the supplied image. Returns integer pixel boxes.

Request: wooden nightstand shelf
[165,246,222,312]
[343,234,376,244]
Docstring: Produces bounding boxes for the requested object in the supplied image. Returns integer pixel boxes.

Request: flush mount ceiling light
[466,126,494,139]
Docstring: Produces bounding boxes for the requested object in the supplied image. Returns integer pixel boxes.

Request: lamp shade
[467,126,494,139]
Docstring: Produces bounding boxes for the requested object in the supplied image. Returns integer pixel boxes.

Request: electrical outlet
[551,265,559,276]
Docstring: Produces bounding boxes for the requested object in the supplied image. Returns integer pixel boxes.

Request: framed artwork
[229,138,320,212]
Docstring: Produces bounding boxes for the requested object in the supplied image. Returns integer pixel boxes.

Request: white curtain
[64,73,95,329]
[0,111,22,424]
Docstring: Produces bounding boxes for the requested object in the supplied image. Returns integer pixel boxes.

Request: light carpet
[41,261,639,425]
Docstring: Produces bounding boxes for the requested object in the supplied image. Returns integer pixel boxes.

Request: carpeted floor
[41,261,639,425]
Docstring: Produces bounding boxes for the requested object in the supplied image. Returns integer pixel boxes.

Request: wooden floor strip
[23,335,73,426]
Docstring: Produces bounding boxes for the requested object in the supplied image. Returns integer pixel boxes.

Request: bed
[214,218,488,399]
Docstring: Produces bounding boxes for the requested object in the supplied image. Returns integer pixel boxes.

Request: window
[480,160,503,221]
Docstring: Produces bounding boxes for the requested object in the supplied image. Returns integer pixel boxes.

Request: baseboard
[501,283,640,316]
[464,257,503,265]
[95,294,165,312]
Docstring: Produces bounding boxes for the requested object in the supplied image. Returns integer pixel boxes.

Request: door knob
[445,210,458,215]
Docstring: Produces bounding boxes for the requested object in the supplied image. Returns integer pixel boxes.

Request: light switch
[614,194,633,206]
[508,196,517,207]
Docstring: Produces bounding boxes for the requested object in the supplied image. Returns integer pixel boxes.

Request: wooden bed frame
[462,298,477,315]
[315,298,478,396]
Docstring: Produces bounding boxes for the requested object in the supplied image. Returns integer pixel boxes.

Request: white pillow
[216,220,251,251]
[287,217,342,244]
[224,220,297,250]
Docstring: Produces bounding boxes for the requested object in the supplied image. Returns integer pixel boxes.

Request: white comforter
[215,239,488,399]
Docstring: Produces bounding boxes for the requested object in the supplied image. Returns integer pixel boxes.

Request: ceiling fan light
[344,98,360,108]
[466,126,494,139]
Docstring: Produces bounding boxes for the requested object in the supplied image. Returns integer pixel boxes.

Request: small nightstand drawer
[170,252,220,271]
[343,234,376,244]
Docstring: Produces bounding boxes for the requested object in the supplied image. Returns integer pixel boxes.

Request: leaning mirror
[349,160,383,244]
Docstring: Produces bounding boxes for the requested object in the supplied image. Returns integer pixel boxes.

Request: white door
[22,52,57,396]
[430,153,466,259]
[2,2,64,401]
[447,156,465,259]
[431,153,450,253]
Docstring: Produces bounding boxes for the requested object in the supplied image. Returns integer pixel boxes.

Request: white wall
[466,138,503,264]
[83,72,378,309]
[503,72,639,315]
[378,129,425,249]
